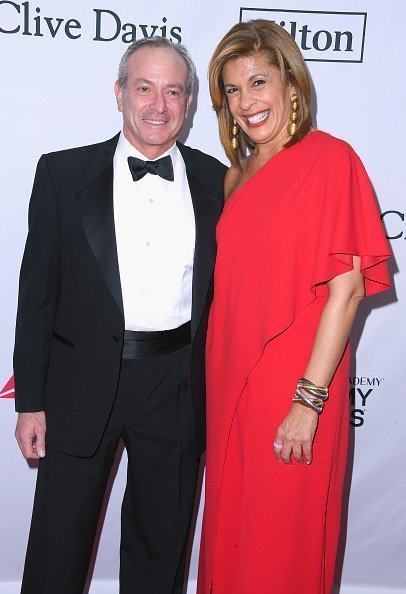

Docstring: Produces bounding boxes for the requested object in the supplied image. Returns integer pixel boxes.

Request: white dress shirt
[113,133,195,331]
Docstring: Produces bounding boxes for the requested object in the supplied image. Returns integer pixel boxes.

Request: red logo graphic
[1,376,15,399]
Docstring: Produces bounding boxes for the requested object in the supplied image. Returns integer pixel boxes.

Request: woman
[198,20,391,594]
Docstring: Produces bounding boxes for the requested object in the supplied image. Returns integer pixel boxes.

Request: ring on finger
[273,441,283,450]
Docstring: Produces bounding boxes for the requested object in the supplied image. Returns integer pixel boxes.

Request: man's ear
[114,81,123,113]
[185,93,193,119]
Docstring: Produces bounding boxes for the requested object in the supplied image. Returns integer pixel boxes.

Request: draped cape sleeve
[310,138,390,294]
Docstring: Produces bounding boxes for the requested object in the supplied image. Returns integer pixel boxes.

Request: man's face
[115,46,192,159]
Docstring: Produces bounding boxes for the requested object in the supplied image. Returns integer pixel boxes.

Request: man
[14,37,226,594]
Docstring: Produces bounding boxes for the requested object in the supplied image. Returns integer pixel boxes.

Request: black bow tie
[127,155,174,182]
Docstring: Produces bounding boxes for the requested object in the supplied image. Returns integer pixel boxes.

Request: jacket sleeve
[13,154,60,412]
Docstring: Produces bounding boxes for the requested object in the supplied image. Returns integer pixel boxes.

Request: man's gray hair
[117,37,195,96]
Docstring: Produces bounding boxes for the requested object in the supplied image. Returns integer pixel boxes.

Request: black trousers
[21,344,199,594]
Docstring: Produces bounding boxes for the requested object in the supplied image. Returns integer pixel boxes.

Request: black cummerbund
[122,321,191,359]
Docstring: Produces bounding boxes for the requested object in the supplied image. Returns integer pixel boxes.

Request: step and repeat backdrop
[1,1,405,592]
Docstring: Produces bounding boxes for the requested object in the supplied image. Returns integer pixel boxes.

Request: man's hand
[15,412,46,459]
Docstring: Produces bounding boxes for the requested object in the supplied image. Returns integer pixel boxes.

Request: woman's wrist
[291,377,329,414]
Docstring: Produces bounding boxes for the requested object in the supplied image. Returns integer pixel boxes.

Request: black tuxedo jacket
[14,134,226,457]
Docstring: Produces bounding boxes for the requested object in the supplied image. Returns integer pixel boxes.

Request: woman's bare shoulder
[224,160,250,200]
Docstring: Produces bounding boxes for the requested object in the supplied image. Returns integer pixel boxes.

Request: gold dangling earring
[231,118,240,150]
[288,94,299,136]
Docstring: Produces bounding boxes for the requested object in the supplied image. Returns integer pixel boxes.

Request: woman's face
[222,52,294,150]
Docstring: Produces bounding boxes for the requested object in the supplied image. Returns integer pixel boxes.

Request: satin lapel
[179,145,222,338]
[76,135,124,315]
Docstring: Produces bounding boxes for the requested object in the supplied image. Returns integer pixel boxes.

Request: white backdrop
[1,1,405,592]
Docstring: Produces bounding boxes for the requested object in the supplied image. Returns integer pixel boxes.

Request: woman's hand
[273,403,319,465]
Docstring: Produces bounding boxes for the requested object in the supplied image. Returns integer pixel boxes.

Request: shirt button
[148,198,153,203]
[146,241,151,247]
[142,286,148,293]
[112,333,119,342]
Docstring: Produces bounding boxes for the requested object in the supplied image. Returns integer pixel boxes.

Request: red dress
[198,131,391,594]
